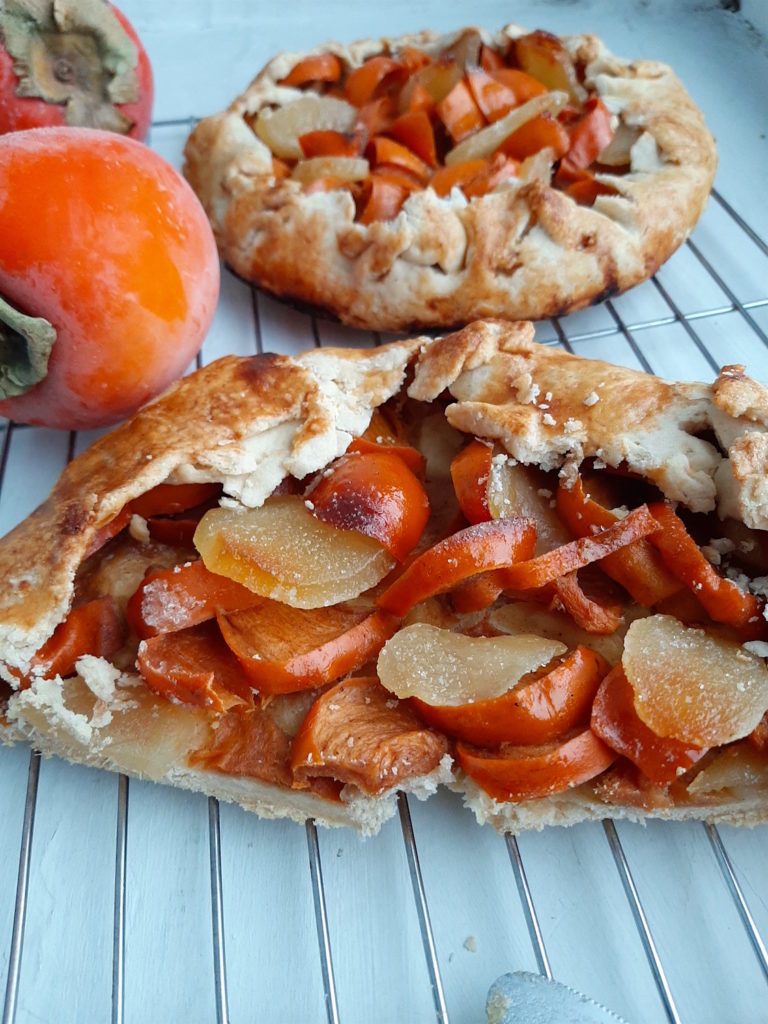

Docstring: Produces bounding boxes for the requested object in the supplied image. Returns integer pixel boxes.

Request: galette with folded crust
[184,23,717,331]
[1,320,767,835]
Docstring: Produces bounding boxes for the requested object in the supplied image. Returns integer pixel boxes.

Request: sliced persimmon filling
[290,676,448,795]
[39,413,768,812]
[252,28,624,223]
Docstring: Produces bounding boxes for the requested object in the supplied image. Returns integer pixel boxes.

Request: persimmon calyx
[0,294,56,399]
[0,0,139,132]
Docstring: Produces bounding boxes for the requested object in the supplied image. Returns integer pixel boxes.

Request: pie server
[487,970,631,1024]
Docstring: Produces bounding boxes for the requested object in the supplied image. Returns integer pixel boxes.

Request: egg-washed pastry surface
[184,24,717,331]
[1,320,766,835]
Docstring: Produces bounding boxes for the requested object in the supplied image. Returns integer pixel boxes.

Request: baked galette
[1,321,766,834]
[184,24,717,331]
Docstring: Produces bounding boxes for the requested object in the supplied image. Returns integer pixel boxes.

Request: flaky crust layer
[183,24,717,331]
[1,320,766,833]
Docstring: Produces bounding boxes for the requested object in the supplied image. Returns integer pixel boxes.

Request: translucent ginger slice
[194,496,395,610]
[623,614,768,747]
[377,622,565,706]
[291,156,369,184]
[255,95,357,159]
[490,600,648,666]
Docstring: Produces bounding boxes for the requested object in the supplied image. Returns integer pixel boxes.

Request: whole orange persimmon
[0,127,220,429]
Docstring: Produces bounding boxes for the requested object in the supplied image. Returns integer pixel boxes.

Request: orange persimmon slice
[413,645,610,746]
[279,53,343,87]
[479,45,505,73]
[553,571,623,635]
[405,82,436,115]
[565,97,614,169]
[347,436,426,478]
[466,67,518,124]
[366,136,430,183]
[436,78,485,143]
[146,517,199,548]
[137,621,254,711]
[130,482,222,519]
[398,46,432,73]
[345,56,407,107]
[457,728,616,802]
[461,152,519,197]
[126,559,261,639]
[308,450,430,561]
[356,174,410,223]
[749,712,768,754]
[217,602,398,694]
[354,95,398,137]
[591,665,707,784]
[190,705,342,799]
[377,516,537,617]
[450,439,493,524]
[387,110,437,168]
[298,130,362,158]
[556,475,681,606]
[647,502,764,633]
[449,570,508,613]
[562,172,618,206]
[85,506,134,557]
[430,157,488,197]
[291,676,449,795]
[21,596,124,685]
[499,504,660,591]
[490,68,548,104]
[496,112,570,160]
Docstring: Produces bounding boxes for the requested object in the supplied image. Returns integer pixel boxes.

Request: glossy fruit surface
[0,127,219,428]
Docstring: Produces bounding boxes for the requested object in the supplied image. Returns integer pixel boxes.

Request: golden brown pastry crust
[183,24,718,331]
[1,320,766,833]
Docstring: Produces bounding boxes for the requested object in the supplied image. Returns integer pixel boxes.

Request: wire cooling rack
[3,100,768,1024]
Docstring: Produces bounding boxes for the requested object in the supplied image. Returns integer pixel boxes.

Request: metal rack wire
[2,175,768,1024]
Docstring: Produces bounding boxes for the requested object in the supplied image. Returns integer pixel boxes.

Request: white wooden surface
[2,3,768,1023]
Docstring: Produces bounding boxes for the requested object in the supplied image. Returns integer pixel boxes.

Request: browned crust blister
[1,321,767,833]
[183,24,718,331]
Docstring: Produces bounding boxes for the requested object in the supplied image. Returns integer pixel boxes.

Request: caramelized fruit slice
[126,560,261,639]
[445,90,567,165]
[137,622,254,712]
[377,622,566,705]
[457,728,615,802]
[514,30,584,102]
[412,645,609,745]
[450,439,493,524]
[623,614,768,746]
[255,95,357,159]
[591,665,707,784]
[499,505,659,591]
[376,516,536,617]
[217,601,398,694]
[290,676,449,795]
[308,450,430,561]
[22,597,124,685]
[194,496,395,609]
[279,53,343,88]
[556,474,681,606]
